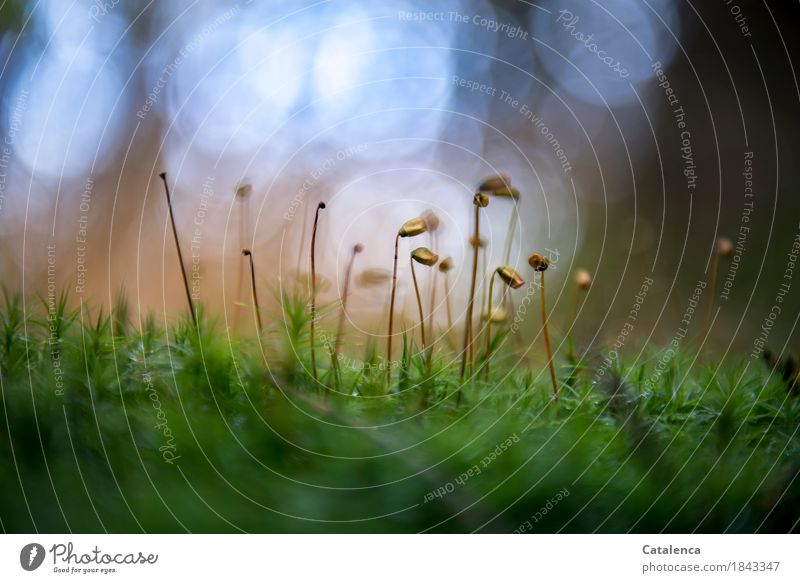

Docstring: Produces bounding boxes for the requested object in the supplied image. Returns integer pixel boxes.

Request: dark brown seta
[159,172,196,327]
[310,201,326,383]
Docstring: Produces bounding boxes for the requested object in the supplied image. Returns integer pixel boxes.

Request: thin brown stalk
[484,266,524,381]
[242,249,262,331]
[159,172,196,327]
[386,218,428,382]
[235,195,249,328]
[459,200,482,391]
[310,202,325,383]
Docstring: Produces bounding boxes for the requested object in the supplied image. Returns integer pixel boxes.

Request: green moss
[0,289,798,533]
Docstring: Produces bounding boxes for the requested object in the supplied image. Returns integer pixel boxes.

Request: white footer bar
[1,534,796,582]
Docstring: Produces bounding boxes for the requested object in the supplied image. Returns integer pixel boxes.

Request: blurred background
[1,0,799,353]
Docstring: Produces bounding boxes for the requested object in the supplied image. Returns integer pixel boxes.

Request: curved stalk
[159,172,196,327]
[386,234,401,381]
[242,249,262,331]
[310,202,325,383]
